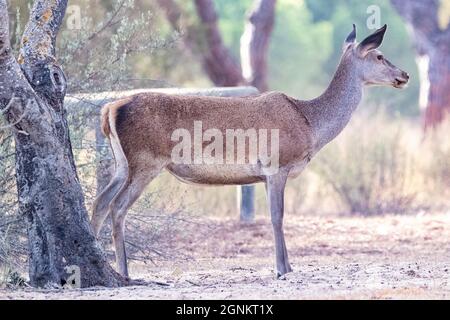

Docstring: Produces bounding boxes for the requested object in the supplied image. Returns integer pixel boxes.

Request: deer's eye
[377,55,384,61]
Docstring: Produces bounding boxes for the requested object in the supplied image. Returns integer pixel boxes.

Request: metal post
[238,185,255,223]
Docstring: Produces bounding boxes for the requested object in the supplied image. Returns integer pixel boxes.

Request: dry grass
[310,111,424,215]
[421,120,450,201]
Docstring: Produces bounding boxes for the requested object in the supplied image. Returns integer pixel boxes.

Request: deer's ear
[357,24,387,57]
[343,24,356,52]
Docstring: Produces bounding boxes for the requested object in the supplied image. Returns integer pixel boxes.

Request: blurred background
[1,0,449,284]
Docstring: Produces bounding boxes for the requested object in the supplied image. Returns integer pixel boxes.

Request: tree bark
[391,0,450,129]
[0,0,123,288]
[240,0,276,92]
[423,43,450,127]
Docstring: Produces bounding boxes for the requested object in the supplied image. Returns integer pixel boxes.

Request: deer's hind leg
[92,130,129,238]
[108,162,165,277]
[91,166,128,238]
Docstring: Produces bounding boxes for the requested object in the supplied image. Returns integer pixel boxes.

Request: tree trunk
[0,0,123,288]
[193,0,245,86]
[240,0,276,92]
[424,45,450,128]
[391,0,450,129]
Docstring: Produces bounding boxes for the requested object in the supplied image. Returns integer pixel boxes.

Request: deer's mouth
[393,78,408,89]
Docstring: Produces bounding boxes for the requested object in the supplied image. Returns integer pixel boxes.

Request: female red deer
[92,25,409,278]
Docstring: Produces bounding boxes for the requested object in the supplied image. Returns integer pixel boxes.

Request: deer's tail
[99,97,134,175]
[101,102,112,137]
[101,98,131,138]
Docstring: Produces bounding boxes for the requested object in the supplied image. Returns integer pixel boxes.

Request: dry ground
[1,213,450,299]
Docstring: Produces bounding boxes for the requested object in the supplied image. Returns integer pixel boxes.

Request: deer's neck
[302,59,363,150]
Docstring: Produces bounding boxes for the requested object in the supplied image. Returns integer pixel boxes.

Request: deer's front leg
[266,170,292,278]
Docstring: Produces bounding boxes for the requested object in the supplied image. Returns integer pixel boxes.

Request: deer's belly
[287,158,310,178]
[165,164,265,185]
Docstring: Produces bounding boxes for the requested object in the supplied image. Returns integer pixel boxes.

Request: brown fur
[109,91,313,184]
[93,25,409,278]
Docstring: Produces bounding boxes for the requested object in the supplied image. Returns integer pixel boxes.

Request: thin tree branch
[0,218,22,229]
[87,0,126,41]
[156,0,200,57]
[0,93,17,115]
[0,96,31,134]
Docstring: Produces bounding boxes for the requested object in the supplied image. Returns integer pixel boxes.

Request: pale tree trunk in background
[239,0,276,222]
[391,0,450,129]
[240,0,276,92]
[158,0,277,222]
[0,0,123,288]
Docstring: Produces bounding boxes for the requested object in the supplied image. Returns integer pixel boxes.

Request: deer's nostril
[402,72,410,80]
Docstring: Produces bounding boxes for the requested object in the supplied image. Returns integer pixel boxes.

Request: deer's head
[343,24,409,89]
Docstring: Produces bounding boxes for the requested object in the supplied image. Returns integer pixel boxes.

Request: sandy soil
[2,213,450,300]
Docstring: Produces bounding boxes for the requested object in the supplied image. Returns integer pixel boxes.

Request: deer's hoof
[276,265,293,279]
[276,273,287,280]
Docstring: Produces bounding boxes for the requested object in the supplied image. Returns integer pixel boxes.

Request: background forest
[6,0,425,111]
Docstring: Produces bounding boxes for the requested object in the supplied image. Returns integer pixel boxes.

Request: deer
[91,24,409,279]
